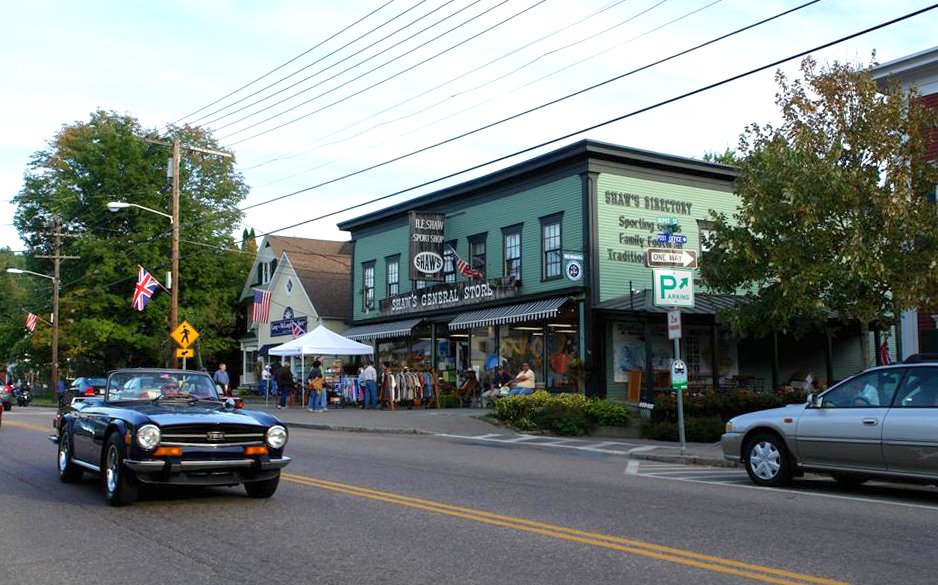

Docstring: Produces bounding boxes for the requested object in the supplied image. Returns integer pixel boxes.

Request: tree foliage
[10,110,252,376]
[702,57,938,350]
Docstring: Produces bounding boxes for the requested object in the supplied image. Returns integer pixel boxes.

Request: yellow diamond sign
[170,321,199,349]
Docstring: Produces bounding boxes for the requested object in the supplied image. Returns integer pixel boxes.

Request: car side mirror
[806,393,820,408]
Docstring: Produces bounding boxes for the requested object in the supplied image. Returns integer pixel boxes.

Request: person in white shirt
[361,362,378,409]
[508,363,536,395]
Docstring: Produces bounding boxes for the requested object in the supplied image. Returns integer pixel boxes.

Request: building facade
[238,236,352,385]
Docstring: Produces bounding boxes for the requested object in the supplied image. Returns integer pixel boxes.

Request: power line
[173,0,399,126]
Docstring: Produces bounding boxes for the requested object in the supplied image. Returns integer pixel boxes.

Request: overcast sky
[2,0,936,253]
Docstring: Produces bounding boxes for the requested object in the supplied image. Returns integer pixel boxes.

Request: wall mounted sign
[271,316,308,337]
[408,211,445,281]
[380,280,518,315]
[563,251,584,282]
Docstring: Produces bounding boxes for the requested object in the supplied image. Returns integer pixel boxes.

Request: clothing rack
[379,368,440,410]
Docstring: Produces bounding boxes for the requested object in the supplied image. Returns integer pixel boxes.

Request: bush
[640,416,725,443]
[495,392,631,436]
[649,388,808,424]
[439,393,462,409]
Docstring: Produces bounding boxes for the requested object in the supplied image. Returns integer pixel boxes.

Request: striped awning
[343,318,423,341]
[449,297,568,330]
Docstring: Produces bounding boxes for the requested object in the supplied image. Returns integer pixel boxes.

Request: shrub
[640,416,725,443]
[495,392,631,436]
[585,400,631,427]
[439,393,462,409]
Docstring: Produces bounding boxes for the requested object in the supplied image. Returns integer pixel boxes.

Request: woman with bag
[306,360,327,413]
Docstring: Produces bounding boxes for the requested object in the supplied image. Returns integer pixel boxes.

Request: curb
[630,452,741,468]
[284,421,433,435]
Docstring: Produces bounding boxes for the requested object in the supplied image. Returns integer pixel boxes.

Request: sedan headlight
[136,424,161,449]
[266,425,287,449]
[725,421,735,433]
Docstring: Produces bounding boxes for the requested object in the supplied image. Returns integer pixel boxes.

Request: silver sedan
[722,361,938,487]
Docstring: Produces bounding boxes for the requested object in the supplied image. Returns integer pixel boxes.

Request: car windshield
[106,371,219,402]
[86,377,107,387]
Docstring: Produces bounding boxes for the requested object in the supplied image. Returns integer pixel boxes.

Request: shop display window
[470,326,497,390]
[499,325,543,387]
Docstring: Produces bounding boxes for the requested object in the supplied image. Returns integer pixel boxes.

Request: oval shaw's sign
[413,251,444,275]
[409,211,445,281]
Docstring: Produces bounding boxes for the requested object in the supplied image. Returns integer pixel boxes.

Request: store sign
[380,280,518,315]
[563,252,584,282]
[409,211,445,281]
[270,316,308,337]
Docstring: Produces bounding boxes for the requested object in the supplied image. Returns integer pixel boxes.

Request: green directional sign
[652,269,695,308]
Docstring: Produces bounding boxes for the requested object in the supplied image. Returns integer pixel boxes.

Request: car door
[882,365,938,478]
[795,369,904,471]
[71,407,99,463]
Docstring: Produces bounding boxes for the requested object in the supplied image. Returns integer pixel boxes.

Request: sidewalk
[244,397,736,468]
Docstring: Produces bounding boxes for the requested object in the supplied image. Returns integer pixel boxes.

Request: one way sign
[646,248,697,269]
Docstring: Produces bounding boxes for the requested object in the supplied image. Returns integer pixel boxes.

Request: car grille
[160,424,266,447]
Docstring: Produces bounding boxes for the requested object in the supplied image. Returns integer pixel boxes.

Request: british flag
[25,312,38,332]
[132,266,160,311]
[448,246,483,280]
[291,321,305,339]
[879,339,892,365]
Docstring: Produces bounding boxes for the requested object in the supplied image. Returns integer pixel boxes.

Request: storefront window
[435,323,467,388]
[470,326,497,390]
[410,323,433,370]
[546,327,579,391]
[378,338,409,369]
[499,325,543,387]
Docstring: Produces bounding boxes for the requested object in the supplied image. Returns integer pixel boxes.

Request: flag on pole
[291,321,305,339]
[25,312,38,332]
[879,339,892,365]
[252,289,272,324]
[131,266,161,311]
[448,246,483,279]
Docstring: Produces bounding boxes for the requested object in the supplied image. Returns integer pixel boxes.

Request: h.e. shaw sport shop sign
[380,280,518,316]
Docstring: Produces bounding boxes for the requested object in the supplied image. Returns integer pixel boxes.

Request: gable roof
[261,236,352,320]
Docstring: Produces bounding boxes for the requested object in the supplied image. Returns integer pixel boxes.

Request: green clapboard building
[338,139,868,401]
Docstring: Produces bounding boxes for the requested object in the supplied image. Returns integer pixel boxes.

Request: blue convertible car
[51,368,291,506]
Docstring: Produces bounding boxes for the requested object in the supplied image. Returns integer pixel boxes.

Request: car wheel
[244,473,280,498]
[744,432,794,487]
[57,431,84,483]
[4,402,11,412]
[830,472,869,487]
[102,433,138,506]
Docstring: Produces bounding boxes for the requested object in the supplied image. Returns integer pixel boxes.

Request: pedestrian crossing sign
[170,321,199,349]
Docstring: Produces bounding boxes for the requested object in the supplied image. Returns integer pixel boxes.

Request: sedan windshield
[107,371,219,402]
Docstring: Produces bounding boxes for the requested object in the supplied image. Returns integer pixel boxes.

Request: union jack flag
[25,312,38,332]
[252,289,272,324]
[132,266,160,311]
[448,246,483,280]
[291,321,305,339]
[879,339,892,365]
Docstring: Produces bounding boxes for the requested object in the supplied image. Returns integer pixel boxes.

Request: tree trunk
[859,321,872,369]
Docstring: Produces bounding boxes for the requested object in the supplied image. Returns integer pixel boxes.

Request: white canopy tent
[268,324,374,407]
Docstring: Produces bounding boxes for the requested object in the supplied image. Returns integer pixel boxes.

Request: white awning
[449,297,568,330]
[343,318,423,341]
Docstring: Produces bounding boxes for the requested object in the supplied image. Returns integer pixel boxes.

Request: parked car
[70,377,107,396]
[722,356,938,488]
[1,382,11,412]
[51,368,291,506]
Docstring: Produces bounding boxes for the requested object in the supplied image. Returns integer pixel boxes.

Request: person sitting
[507,362,537,395]
[455,369,480,406]
[480,367,512,408]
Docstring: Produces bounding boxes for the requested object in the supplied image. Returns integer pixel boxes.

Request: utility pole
[171,139,180,340]
[36,217,79,396]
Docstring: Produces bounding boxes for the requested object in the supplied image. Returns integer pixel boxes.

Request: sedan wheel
[744,433,794,487]
[57,432,84,483]
[103,434,138,506]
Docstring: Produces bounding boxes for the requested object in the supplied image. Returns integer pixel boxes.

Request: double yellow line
[284,472,849,585]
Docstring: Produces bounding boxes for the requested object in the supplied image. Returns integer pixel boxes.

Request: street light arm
[107,201,173,223]
[6,268,56,282]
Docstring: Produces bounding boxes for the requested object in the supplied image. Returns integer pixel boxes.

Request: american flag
[25,312,38,332]
[132,266,160,311]
[879,339,892,365]
[252,289,272,324]
[449,246,483,280]
[291,321,304,339]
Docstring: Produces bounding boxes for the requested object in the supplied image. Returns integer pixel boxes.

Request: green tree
[11,110,252,375]
[701,56,938,366]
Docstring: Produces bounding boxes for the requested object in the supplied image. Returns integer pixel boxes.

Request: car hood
[730,403,807,426]
[124,404,273,427]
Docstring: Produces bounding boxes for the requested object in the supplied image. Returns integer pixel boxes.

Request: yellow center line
[284,472,850,585]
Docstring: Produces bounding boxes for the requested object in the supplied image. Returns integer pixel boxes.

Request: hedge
[494,391,631,436]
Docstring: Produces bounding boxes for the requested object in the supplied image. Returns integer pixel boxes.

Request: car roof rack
[903,353,938,364]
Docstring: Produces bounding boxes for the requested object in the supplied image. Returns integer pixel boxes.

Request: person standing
[508,362,536,395]
[261,365,272,397]
[213,363,230,396]
[275,363,294,409]
[361,361,377,409]
[306,360,327,413]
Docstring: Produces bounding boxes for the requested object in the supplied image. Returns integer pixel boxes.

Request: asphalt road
[2,407,937,585]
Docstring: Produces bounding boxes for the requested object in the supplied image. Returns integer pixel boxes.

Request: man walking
[214,363,230,396]
[361,361,377,409]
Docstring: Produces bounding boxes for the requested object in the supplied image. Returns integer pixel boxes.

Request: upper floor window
[256,259,274,286]
[386,255,400,296]
[362,262,375,313]
[443,241,457,283]
[697,219,717,254]
[503,225,522,281]
[469,233,487,279]
[541,214,562,280]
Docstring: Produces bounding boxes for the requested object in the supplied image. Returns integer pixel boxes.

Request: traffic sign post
[646,248,697,269]
[653,269,695,308]
[667,309,682,340]
[170,321,200,369]
[671,357,688,454]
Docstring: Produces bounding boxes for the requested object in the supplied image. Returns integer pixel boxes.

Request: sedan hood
[731,403,807,426]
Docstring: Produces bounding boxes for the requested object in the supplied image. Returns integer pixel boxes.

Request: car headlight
[725,421,735,433]
[136,424,161,449]
[266,425,287,449]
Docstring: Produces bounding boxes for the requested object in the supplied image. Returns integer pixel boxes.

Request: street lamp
[107,199,179,344]
[6,268,60,397]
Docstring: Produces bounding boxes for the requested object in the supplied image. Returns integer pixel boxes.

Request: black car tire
[3,402,11,412]
[244,473,280,498]
[830,472,870,487]
[744,432,794,487]
[57,431,84,483]
[102,433,138,507]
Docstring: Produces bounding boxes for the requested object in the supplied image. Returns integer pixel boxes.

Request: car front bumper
[124,456,291,485]
[721,432,743,463]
